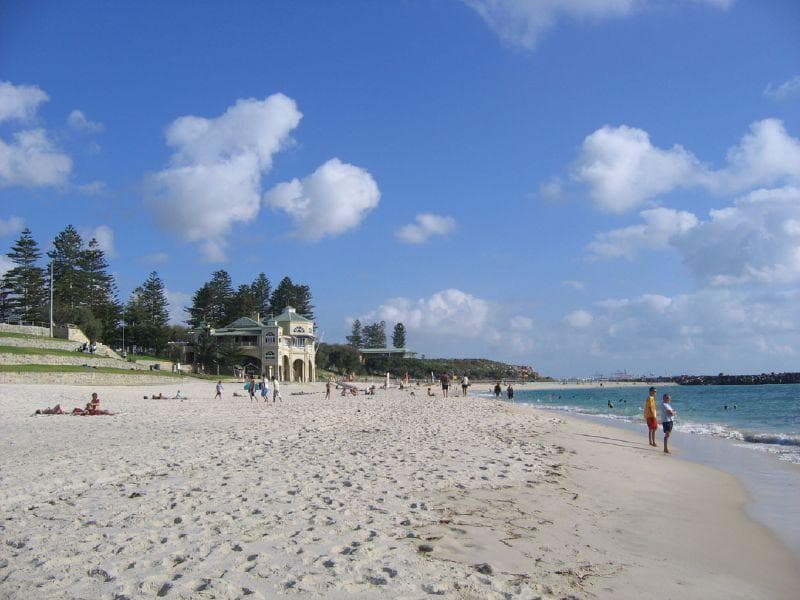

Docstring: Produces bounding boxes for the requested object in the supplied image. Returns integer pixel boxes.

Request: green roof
[274,306,313,323]
[222,316,264,330]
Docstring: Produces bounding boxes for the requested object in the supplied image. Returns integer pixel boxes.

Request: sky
[1,0,798,377]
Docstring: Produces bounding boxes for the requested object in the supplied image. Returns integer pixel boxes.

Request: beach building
[208,306,316,382]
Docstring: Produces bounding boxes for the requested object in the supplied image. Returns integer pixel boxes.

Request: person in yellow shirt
[644,387,659,447]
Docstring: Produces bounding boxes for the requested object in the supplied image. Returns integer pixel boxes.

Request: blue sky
[1,0,799,377]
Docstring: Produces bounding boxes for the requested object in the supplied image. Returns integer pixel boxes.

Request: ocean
[502,383,800,464]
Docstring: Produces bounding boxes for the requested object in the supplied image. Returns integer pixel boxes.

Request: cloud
[571,119,800,212]
[552,287,798,373]
[355,288,537,357]
[0,129,72,188]
[145,94,302,261]
[589,186,800,286]
[0,216,24,237]
[264,158,380,241]
[396,213,456,244]
[0,81,48,123]
[67,109,104,133]
[165,290,192,325]
[562,280,585,291]
[361,289,491,336]
[565,309,593,328]
[588,207,698,259]
[0,82,72,189]
[463,0,730,50]
[676,186,800,286]
[574,125,701,212]
[0,255,13,277]
[764,75,800,101]
[88,225,116,257]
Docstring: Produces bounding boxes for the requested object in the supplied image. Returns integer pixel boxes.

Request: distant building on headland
[208,306,316,381]
[358,347,418,362]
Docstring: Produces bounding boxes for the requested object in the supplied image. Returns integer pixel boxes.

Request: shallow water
[506,383,800,464]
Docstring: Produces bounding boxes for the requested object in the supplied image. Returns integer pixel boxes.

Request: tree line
[0,226,314,359]
[346,319,406,349]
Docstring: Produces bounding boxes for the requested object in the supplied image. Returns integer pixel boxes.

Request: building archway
[293,358,305,382]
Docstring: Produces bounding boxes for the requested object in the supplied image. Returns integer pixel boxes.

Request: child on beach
[326,377,332,400]
[215,381,223,399]
[644,387,659,447]
[661,393,676,454]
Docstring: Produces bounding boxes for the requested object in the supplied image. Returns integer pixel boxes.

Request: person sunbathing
[34,404,63,415]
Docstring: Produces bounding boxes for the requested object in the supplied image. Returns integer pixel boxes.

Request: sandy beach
[1,380,797,599]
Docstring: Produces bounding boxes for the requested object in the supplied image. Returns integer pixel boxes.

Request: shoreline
[536,404,800,559]
[1,381,797,598]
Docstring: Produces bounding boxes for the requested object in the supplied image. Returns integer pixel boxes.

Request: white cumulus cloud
[145,94,302,261]
[463,0,730,50]
[0,129,72,188]
[575,125,701,213]
[89,225,116,258]
[67,109,104,133]
[0,216,24,237]
[676,187,800,286]
[589,186,800,287]
[588,207,698,259]
[355,288,537,358]
[0,82,72,189]
[264,158,380,241]
[0,81,48,123]
[571,119,800,212]
[396,213,456,244]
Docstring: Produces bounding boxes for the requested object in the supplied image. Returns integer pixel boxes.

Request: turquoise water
[490,383,800,464]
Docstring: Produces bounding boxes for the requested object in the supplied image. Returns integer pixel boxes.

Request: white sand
[0,381,797,599]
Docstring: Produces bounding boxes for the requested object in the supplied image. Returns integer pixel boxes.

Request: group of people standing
[644,386,676,453]
[493,381,514,401]
[215,376,281,403]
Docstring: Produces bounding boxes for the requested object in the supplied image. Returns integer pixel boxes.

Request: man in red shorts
[644,387,659,447]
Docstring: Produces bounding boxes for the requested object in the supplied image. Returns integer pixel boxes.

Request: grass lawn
[0,332,55,341]
[0,345,81,357]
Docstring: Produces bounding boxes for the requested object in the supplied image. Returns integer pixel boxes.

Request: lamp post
[49,260,53,337]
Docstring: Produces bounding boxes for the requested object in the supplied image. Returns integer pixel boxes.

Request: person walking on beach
[661,393,676,454]
[214,381,223,400]
[461,375,470,397]
[644,387,658,446]
[440,373,450,398]
[272,376,281,402]
[494,382,502,398]
[507,384,514,402]
[326,377,332,400]
[260,377,269,402]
